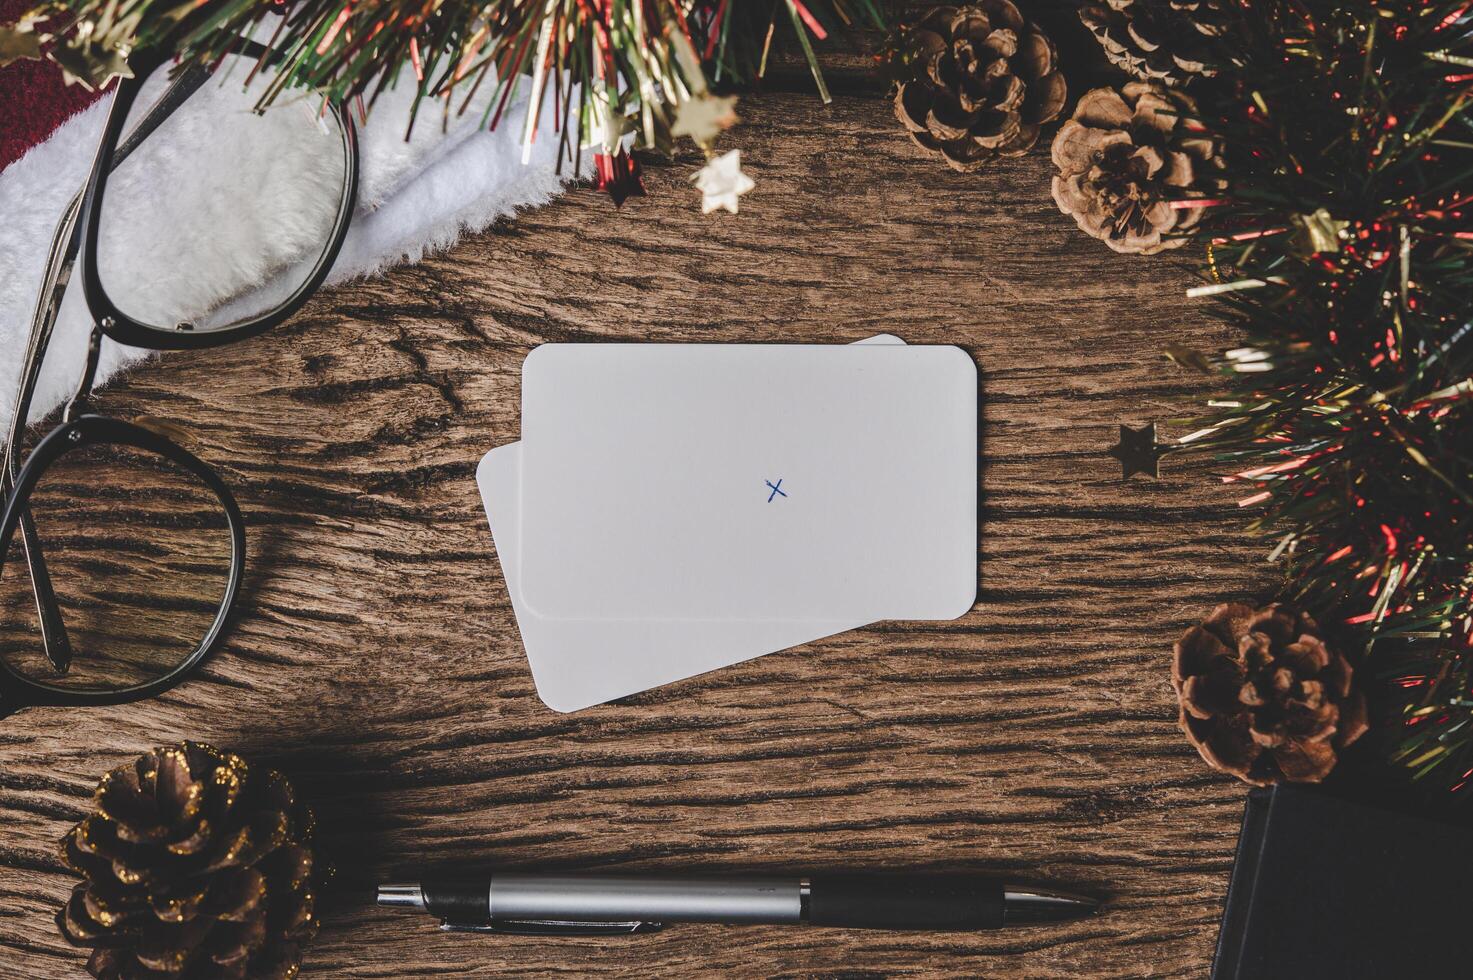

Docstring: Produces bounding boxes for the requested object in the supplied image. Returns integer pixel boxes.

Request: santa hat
[0,28,586,433]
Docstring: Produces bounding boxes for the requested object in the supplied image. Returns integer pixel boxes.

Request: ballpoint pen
[377,871,1100,935]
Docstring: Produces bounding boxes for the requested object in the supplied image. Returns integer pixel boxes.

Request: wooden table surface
[1,31,1269,979]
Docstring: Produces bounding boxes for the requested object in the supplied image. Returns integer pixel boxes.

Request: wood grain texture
[0,86,1270,979]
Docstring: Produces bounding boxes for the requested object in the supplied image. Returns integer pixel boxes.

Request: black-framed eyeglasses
[0,40,359,719]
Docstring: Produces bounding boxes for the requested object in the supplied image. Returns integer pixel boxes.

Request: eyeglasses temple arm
[2,192,84,675]
[113,63,213,166]
[17,514,72,672]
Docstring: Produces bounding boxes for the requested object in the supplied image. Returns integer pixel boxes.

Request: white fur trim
[0,60,586,433]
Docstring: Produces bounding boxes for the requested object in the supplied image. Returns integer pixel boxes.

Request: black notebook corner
[1211,783,1473,980]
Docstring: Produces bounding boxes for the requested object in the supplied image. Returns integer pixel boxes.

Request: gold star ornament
[50,39,135,90]
[691,150,754,215]
[589,79,633,154]
[0,14,43,68]
[671,93,739,150]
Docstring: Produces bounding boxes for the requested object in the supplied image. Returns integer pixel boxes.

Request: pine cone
[890,2,1067,172]
[56,743,321,980]
[1049,82,1221,254]
[1079,0,1229,86]
[1172,603,1370,786]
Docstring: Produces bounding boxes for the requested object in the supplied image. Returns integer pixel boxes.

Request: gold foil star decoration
[671,93,739,150]
[1107,422,1168,479]
[0,23,43,67]
[51,40,135,90]
[691,150,754,215]
[589,80,633,154]
[0,10,51,68]
[1290,207,1349,256]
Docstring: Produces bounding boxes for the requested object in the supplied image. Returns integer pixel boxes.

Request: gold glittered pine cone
[891,1,1068,172]
[1079,0,1230,86]
[56,742,321,980]
[1050,81,1222,254]
[1172,603,1370,787]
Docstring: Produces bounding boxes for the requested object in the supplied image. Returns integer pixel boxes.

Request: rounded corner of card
[531,673,594,713]
[941,580,978,620]
[522,342,560,376]
[476,444,508,481]
[937,345,978,386]
[524,660,592,707]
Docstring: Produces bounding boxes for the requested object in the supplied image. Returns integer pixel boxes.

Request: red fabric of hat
[0,0,107,173]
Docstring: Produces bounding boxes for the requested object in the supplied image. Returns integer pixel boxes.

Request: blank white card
[518,343,978,623]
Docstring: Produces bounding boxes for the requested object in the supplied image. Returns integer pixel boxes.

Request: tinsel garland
[0,0,882,181]
[1178,0,1473,796]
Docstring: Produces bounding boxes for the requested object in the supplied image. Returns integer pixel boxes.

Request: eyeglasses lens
[0,438,234,693]
[95,58,351,335]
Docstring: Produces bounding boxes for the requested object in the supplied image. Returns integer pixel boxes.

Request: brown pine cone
[890,2,1067,172]
[1050,82,1221,254]
[56,743,321,980]
[1079,0,1229,86]
[1172,603,1370,786]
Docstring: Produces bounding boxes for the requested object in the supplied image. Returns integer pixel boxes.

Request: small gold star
[671,93,739,149]
[1107,422,1168,479]
[590,83,633,154]
[691,149,754,215]
[1291,207,1350,256]
[51,41,135,90]
[0,24,42,67]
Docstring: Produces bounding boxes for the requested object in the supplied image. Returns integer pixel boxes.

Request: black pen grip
[421,881,489,923]
[807,874,1004,931]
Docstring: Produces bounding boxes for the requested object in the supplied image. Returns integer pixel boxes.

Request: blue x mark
[765,479,787,502]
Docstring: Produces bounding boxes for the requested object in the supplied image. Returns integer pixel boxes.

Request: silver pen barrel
[376,875,804,925]
[489,873,803,924]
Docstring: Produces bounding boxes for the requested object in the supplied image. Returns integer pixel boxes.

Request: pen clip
[439,918,664,936]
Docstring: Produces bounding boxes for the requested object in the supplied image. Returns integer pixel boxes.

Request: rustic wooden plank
[0,88,1264,979]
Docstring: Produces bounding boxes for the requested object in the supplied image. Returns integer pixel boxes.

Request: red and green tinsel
[0,0,883,202]
[1177,0,1473,797]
